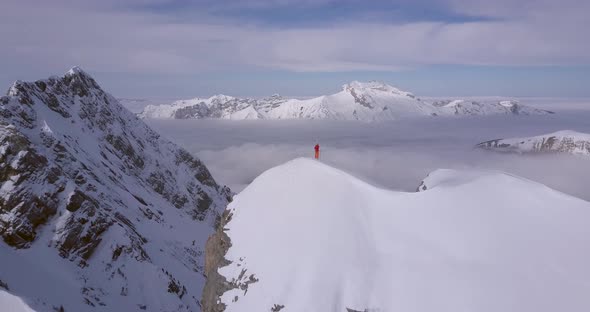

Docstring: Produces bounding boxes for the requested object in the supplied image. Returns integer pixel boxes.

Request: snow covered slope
[0,290,36,312]
[0,68,231,311]
[139,82,550,121]
[432,99,553,115]
[477,130,590,155]
[203,158,590,312]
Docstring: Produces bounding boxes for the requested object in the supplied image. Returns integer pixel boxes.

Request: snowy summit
[203,158,590,312]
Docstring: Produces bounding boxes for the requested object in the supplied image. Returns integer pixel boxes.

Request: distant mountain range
[138,81,554,121]
[477,130,590,156]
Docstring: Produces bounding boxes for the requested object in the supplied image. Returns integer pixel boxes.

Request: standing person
[314,143,320,160]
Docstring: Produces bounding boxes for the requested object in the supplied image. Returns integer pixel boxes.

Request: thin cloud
[0,0,588,77]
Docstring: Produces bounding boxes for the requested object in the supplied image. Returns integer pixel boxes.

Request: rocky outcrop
[416,179,428,192]
[201,206,263,312]
[0,279,9,290]
[0,125,58,247]
[201,210,234,312]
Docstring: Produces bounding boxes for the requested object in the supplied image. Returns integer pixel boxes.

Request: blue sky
[0,0,589,98]
[143,0,492,26]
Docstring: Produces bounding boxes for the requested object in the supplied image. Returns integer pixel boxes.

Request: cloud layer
[1,0,589,77]
[147,108,590,201]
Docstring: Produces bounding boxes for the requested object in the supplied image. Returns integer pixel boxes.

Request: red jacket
[314,144,320,152]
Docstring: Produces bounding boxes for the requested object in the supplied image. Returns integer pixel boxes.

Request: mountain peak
[6,81,22,97]
[209,94,234,101]
[7,66,101,100]
[342,80,413,97]
[344,80,388,89]
[63,66,98,87]
[65,66,88,77]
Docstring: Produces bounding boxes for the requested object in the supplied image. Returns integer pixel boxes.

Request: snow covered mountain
[0,67,231,311]
[138,81,436,121]
[202,158,590,312]
[432,99,554,115]
[138,81,551,121]
[139,81,435,121]
[477,130,590,155]
[138,94,288,120]
[263,81,438,121]
[116,98,179,114]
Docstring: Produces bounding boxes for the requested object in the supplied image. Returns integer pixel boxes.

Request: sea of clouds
[146,104,590,201]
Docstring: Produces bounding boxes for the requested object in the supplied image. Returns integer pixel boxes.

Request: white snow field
[219,158,590,311]
[0,290,37,312]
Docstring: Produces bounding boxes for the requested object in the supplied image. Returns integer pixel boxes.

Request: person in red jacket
[314,143,320,159]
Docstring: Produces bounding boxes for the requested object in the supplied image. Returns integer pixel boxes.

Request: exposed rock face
[0,279,9,290]
[201,210,234,312]
[0,67,231,311]
[477,130,590,156]
[416,178,429,192]
[201,207,262,312]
